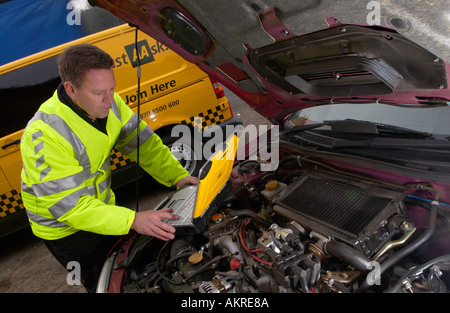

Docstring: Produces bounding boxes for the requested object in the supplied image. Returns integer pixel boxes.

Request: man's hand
[131,208,179,241]
[176,176,198,190]
[130,176,198,240]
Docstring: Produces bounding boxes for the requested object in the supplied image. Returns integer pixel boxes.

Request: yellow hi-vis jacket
[20,90,189,240]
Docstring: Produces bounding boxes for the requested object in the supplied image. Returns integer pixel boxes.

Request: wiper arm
[283,119,377,135]
[284,119,433,138]
[373,123,433,138]
[286,119,448,149]
[282,121,332,135]
[331,137,450,149]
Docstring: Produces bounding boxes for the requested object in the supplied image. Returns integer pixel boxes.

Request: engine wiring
[120,151,449,294]
[238,218,273,266]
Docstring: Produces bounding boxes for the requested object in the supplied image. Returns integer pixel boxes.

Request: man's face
[64,68,116,120]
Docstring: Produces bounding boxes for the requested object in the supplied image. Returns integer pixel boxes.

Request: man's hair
[58,44,114,88]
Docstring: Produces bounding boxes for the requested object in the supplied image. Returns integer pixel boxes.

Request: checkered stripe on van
[0,190,24,218]
[109,150,134,171]
[181,105,226,130]
[109,106,225,171]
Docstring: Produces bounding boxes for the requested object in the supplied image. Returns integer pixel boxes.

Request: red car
[91,0,450,294]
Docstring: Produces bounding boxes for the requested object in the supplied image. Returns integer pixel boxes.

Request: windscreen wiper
[371,122,433,138]
[286,119,449,149]
[282,121,332,135]
[330,137,450,149]
[282,119,346,136]
[284,119,433,138]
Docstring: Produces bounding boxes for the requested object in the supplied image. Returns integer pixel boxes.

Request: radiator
[273,171,407,257]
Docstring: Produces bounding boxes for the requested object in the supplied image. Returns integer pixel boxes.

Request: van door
[0,131,27,237]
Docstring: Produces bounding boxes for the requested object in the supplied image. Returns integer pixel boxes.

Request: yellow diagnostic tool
[160,133,239,235]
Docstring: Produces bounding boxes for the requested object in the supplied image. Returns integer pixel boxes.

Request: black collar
[57,83,108,134]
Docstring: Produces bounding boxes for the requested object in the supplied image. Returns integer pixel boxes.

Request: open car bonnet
[89,0,450,124]
[88,1,450,295]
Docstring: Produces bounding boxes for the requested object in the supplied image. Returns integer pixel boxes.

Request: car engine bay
[116,142,450,294]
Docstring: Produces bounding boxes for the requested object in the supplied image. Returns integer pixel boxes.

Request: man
[20,44,197,292]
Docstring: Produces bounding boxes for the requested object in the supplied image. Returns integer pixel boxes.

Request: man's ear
[63,81,77,100]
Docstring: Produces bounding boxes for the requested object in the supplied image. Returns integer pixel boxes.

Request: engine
[123,157,450,294]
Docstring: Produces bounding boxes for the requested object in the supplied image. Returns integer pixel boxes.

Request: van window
[0,56,60,137]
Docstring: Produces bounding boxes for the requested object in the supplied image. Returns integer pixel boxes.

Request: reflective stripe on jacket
[20,90,189,240]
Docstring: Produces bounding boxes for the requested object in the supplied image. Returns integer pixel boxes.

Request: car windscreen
[285,102,450,137]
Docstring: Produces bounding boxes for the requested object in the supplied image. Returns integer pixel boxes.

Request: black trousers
[44,231,121,293]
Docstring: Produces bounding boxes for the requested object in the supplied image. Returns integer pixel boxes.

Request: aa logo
[124,40,155,68]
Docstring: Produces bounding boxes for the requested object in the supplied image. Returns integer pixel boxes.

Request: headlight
[96,252,117,293]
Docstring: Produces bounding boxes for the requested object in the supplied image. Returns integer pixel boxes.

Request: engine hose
[144,272,160,290]
[324,240,373,272]
[166,251,197,269]
[224,208,271,227]
[356,200,439,293]
[182,255,228,283]
[384,253,450,293]
[156,240,185,286]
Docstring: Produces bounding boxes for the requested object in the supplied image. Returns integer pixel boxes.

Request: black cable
[155,240,184,286]
[356,199,439,293]
[182,254,227,283]
[384,254,450,293]
[166,251,196,268]
[134,26,141,212]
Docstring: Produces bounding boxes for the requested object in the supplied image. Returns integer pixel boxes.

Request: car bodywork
[92,0,450,293]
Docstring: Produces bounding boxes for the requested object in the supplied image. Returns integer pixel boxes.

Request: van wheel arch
[158,125,205,177]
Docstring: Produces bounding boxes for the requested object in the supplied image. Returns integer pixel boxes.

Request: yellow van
[0,23,233,238]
